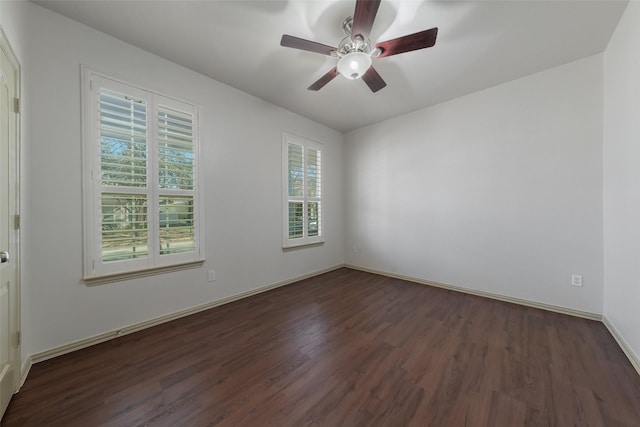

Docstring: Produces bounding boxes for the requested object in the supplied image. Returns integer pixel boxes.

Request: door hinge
[14,97,20,114]
[15,331,21,347]
[14,214,20,230]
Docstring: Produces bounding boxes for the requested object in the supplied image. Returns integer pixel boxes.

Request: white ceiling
[35,0,628,132]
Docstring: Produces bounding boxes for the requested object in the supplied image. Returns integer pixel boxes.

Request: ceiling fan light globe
[337,51,372,80]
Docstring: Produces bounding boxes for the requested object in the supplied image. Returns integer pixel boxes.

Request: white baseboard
[603,315,640,376]
[31,265,344,364]
[345,264,602,321]
[18,356,31,392]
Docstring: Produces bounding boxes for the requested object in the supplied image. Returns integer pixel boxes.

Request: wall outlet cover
[571,274,583,287]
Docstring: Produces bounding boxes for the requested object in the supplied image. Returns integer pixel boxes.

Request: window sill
[84,259,205,286]
[282,240,325,250]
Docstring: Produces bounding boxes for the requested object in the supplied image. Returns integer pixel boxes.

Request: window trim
[282,132,324,249]
[81,67,205,281]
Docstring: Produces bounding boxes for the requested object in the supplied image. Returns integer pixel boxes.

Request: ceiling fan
[280,0,438,93]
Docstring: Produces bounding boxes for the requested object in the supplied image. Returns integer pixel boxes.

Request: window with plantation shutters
[82,69,203,281]
[282,133,324,248]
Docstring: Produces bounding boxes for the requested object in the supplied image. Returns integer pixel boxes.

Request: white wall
[25,3,344,355]
[0,0,32,366]
[345,55,604,314]
[603,2,640,365]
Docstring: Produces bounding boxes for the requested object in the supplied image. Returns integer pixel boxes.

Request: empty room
[1,0,639,425]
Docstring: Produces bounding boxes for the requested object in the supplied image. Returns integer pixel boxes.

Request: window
[282,133,323,248]
[82,69,203,280]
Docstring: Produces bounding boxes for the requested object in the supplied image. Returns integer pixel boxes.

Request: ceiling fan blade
[374,27,438,58]
[280,35,337,56]
[308,67,339,91]
[361,66,386,93]
[352,0,381,40]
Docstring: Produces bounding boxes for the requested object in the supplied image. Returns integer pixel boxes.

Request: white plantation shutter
[283,133,324,248]
[83,70,203,280]
[99,89,147,187]
[306,147,321,238]
[101,193,149,262]
[288,143,304,239]
[158,106,194,191]
[98,85,150,264]
[157,104,196,256]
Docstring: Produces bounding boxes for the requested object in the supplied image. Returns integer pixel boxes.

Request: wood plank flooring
[2,268,640,426]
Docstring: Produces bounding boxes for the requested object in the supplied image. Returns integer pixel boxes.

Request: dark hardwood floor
[3,268,640,426]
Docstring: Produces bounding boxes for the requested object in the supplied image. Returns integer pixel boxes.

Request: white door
[0,28,20,421]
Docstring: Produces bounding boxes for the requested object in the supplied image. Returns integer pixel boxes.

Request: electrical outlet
[571,274,583,287]
[208,270,216,282]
